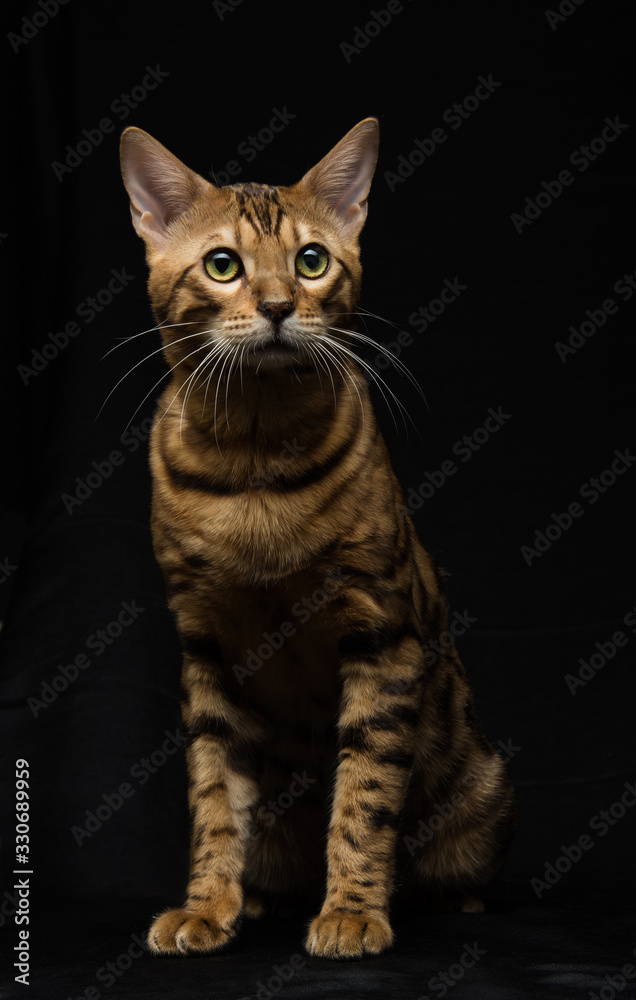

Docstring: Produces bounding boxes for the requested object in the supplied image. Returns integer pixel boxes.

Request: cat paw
[439,893,485,913]
[147,907,236,955]
[460,895,484,913]
[244,893,267,919]
[305,911,393,959]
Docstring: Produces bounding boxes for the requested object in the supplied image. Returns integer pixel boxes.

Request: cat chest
[155,475,349,585]
[193,566,344,719]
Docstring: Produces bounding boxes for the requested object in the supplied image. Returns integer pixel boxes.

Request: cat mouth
[239,332,302,372]
[251,331,301,357]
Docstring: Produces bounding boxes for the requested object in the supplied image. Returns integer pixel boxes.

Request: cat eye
[204,248,243,282]
[295,244,329,279]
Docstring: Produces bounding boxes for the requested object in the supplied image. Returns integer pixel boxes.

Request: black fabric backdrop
[1,1,635,997]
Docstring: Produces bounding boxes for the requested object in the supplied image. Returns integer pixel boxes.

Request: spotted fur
[119,118,515,960]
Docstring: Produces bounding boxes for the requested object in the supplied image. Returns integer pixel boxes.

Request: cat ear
[299,118,379,237]
[119,127,210,250]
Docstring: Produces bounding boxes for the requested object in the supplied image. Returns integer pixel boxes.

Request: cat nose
[257,300,294,324]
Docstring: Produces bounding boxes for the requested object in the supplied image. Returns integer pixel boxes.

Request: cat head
[119,119,379,375]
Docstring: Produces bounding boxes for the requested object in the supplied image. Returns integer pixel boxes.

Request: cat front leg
[148,645,262,955]
[305,622,423,959]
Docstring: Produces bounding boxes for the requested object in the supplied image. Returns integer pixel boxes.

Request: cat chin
[243,346,305,372]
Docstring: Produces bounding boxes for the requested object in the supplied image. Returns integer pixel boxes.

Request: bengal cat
[119,118,515,959]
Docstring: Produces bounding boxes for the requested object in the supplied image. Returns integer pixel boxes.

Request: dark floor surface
[2,881,634,1000]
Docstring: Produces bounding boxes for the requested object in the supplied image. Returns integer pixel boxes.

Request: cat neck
[160,357,372,456]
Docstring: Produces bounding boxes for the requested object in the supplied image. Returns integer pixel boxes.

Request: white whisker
[208,349,231,450]
[213,344,237,444]
[320,331,414,438]
[179,340,229,441]
[154,338,225,431]
[101,320,200,360]
[98,329,208,422]
[224,341,243,429]
[327,324,427,405]
[302,342,327,396]
[355,308,403,329]
[311,337,365,426]
[199,338,231,422]
[238,340,248,395]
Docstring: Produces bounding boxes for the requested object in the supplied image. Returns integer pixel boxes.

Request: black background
[1,1,635,997]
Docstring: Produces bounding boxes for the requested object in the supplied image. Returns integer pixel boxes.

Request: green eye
[295,243,329,279]
[204,248,242,282]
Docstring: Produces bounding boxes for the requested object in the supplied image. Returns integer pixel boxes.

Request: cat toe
[305,911,393,959]
[147,907,235,955]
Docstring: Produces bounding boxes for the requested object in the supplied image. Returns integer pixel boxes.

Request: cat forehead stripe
[231,182,285,238]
